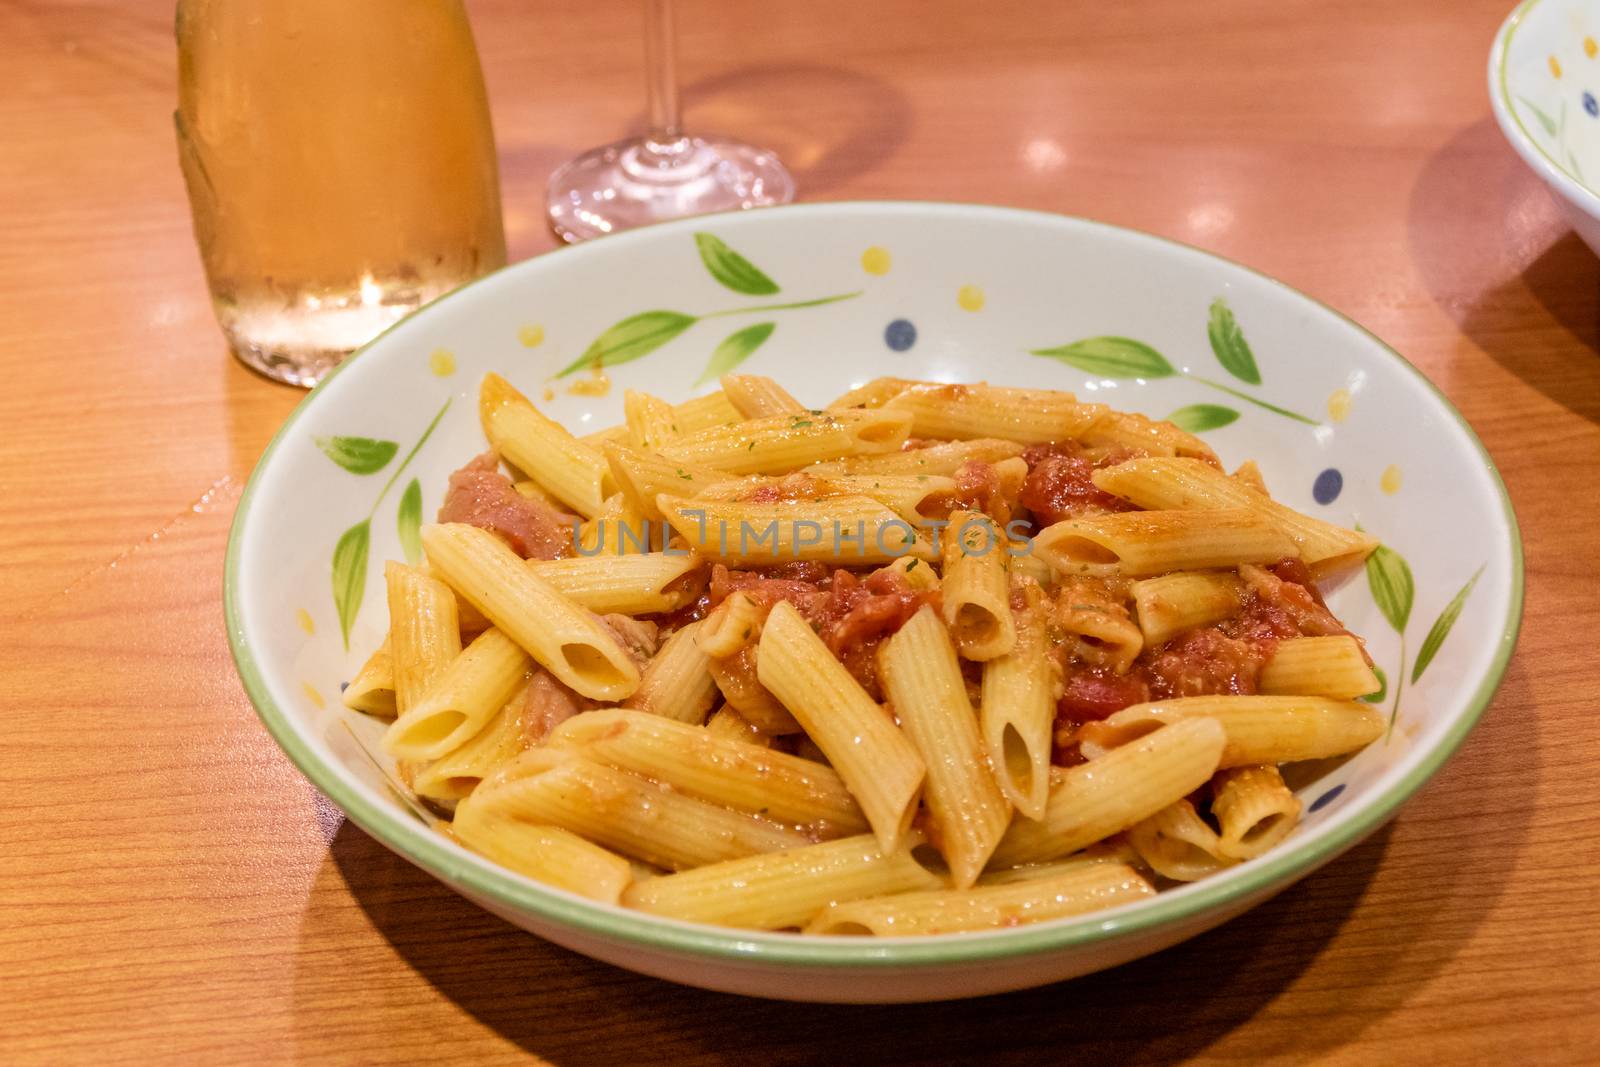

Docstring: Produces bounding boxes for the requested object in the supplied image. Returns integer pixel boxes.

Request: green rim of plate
[1490,0,1600,209]
[224,202,1524,969]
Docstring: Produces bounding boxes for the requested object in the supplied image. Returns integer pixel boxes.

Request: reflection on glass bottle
[176,0,507,387]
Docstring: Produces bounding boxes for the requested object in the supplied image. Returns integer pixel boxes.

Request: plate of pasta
[226,202,1521,1002]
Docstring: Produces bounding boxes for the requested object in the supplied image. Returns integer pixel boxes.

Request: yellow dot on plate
[1588,36,1598,59]
[1380,464,1403,495]
[518,324,545,348]
[957,285,986,312]
[295,608,315,635]
[302,681,326,709]
[429,348,457,377]
[542,384,556,402]
[1549,55,1562,78]
[861,246,892,276]
[1327,388,1352,423]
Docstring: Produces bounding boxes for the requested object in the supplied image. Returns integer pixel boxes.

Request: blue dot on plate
[1585,91,1598,119]
[884,318,917,351]
[1312,467,1343,505]
[1309,783,1346,813]
[339,680,350,693]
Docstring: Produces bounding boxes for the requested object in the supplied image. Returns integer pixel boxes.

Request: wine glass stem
[641,0,688,163]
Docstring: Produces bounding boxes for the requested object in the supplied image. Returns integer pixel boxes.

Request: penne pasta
[479,373,613,518]
[805,862,1154,936]
[623,388,682,450]
[528,552,701,616]
[621,620,718,725]
[342,637,397,717]
[603,440,723,523]
[757,601,926,850]
[580,389,742,447]
[411,698,531,802]
[878,607,1012,887]
[421,523,642,701]
[824,376,921,411]
[1129,570,1244,646]
[1126,799,1238,882]
[1259,635,1381,699]
[703,706,776,748]
[657,494,933,566]
[384,627,531,760]
[658,408,913,474]
[452,810,633,905]
[806,438,1026,477]
[1077,695,1385,768]
[469,748,811,870]
[339,371,1394,936]
[721,373,806,417]
[883,382,1106,443]
[1212,764,1303,859]
[940,509,1016,660]
[547,708,868,833]
[1080,409,1219,464]
[1092,457,1378,576]
[980,592,1056,821]
[384,562,462,714]
[623,833,943,929]
[991,717,1227,867]
[1034,509,1299,578]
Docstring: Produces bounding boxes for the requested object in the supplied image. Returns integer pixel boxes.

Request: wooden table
[4,0,1595,1061]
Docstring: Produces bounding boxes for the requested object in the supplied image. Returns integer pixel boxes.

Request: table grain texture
[3,0,1597,1063]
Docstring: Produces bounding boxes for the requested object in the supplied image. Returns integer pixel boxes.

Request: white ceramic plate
[1490,0,1600,254]
[226,202,1522,1003]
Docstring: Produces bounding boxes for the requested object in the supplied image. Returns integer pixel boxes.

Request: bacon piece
[515,671,594,746]
[1235,563,1346,638]
[1143,628,1270,700]
[1019,444,1137,526]
[1057,667,1151,723]
[437,451,577,560]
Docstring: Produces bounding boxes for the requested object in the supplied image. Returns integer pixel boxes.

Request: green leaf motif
[561,311,698,377]
[1411,566,1483,684]
[332,519,371,650]
[1517,96,1559,138]
[694,233,781,295]
[698,322,776,385]
[1362,665,1388,705]
[1165,403,1240,433]
[1206,298,1262,385]
[1030,336,1176,379]
[397,478,423,566]
[1364,543,1414,634]
[315,436,398,475]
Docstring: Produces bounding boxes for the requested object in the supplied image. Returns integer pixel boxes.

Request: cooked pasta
[338,371,1384,936]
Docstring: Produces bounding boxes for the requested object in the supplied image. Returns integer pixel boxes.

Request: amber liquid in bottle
[176,0,507,386]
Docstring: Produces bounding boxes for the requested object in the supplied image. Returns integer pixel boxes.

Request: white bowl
[226,202,1522,1002]
[1490,0,1600,254]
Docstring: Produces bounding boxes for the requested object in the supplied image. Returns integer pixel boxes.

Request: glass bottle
[176,0,507,387]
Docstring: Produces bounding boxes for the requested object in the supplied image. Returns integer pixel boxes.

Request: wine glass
[546,0,795,243]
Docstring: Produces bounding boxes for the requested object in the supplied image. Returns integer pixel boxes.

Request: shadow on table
[301,652,1537,1067]
[673,64,913,195]
[1408,117,1600,424]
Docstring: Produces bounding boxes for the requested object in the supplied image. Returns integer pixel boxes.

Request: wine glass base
[547,135,795,243]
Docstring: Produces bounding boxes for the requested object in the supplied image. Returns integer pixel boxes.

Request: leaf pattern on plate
[1364,543,1415,634]
[694,233,781,296]
[1362,664,1388,705]
[1030,336,1176,378]
[1165,403,1240,433]
[321,399,451,646]
[397,478,423,566]
[1411,565,1484,684]
[561,310,699,377]
[1206,298,1262,385]
[698,322,776,385]
[331,519,370,650]
[315,435,398,475]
